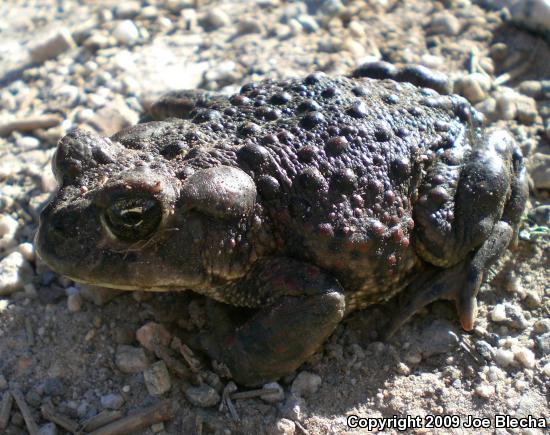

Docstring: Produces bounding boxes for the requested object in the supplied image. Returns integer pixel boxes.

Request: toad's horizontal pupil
[105,195,162,241]
[120,207,145,216]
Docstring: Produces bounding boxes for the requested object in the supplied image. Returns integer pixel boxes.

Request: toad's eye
[104,195,162,242]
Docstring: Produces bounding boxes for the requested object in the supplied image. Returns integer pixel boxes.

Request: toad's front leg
[195,258,346,387]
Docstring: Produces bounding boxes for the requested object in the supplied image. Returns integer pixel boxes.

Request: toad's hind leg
[388,131,527,337]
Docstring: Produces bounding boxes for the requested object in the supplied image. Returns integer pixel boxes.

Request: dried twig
[11,388,39,435]
[494,40,542,86]
[25,318,35,347]
[179,343,202,373]
[80,410,123,433]
[0,391,13,430]
[0,114,62,136]
[88,401,174,435]
[231,387,280,400]
[468,47,478,74]
[153,343,190,379]
[41,403,79,433]
[220,382,239,422]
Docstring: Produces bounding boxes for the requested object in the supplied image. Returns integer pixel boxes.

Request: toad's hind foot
[192,259,346,386]
[383,221,514,339]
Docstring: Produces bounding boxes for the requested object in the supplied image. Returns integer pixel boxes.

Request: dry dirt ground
[0,1,549,434]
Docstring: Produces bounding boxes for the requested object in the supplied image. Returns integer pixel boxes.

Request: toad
[36,62,527,386]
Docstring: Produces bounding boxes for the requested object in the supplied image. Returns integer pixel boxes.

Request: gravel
[427,12,461,36]
[260,382,285,403]
[67,292,84,312]
[100,393,124,410]
[184,384,220,407]
[290,371,322,397]
[115,345,150,373]
[113,20,140,45]
[0,252,32,295]
[200,9,231,31]
[136,322,171,351]
[0,214,18,249]
[43,377,65,397]
[0,375,7,391]
[514,347,536,369]
[536,333,550,356]
[418,319,460,358]
[269,418,296,435]
[489,302,529,330]
[29,28,76,63]
[280,394,305,422]
[143,361,171,396]
[494,348,515,367]
[37,422,58,435]
[504,0,550,39]
[455,74,490,103]
[529,153,550,190]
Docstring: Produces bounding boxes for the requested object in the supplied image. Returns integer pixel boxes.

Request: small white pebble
[84,329,96,341]
[542,363,550,376]
[514,347,536,369]
[113,20,139,45]
[396,362,410,375]
[487,365,506,381]
[491,304,507,322]
[494,348,515,367]
[158,17,173,29]
[17,136,40,148]
[76,108,95,122]
[524,291,542,308]
[498,336,519,348]
[506,275,523,293]
[534,319,550,333]
[291,371,322,397]
[67,293,83,312]
[0,214,18,237]
[0,252,30,295]
[151,422,164,433]
[17,243,35,262]
[475,384,495,398]
[514,379,529,392]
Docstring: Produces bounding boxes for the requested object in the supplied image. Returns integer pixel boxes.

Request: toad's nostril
[46,226,66,245]
[47,212,79,241]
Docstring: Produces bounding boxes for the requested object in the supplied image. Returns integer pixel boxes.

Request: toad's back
[142,73,478,308]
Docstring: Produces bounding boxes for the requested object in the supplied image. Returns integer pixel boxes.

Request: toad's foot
[384,220,514,339]
[193,259,345,386]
